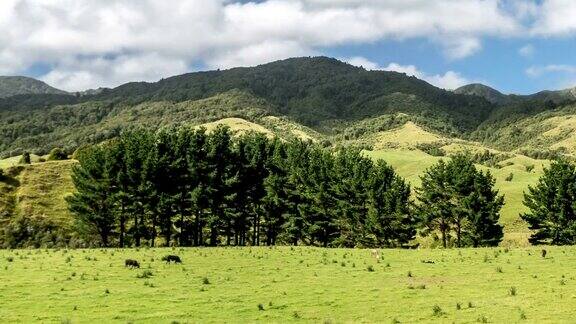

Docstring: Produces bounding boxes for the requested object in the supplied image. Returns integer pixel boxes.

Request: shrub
[19,152,31,164]
[509,286,517,296]
[366,265,375,272]
[48,148,68,161]
[257,303,264,311]
[136,270,154,279]
[202,277,210,285]
[505,173,514,182]
[432,305,444,316]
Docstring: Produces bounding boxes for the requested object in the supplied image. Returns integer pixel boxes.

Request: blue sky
[1,0,576,94]
[323,36,576,94]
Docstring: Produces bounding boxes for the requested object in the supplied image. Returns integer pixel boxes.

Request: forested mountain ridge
[0,76,67,98]
[1,56,576,157]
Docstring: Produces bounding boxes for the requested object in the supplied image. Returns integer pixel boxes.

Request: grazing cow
[125,259,140,268]
[370,249,380,260]
[162,255,182,263]
[541,249,547,258]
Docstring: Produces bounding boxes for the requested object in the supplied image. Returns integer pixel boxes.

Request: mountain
[0,76,67,98]
[455,82,576,105]
[529,86,576,103]
[0,56,575,158]
[93,57,495,131]
[454,84,510,105]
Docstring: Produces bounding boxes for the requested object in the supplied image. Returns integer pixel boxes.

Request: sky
[1,0,576,94]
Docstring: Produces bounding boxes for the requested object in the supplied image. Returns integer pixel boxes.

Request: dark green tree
[417,154,504,247]
[66,146,115,246]
[366,160,414,247]
[522,160,576,245]
[205,126,235,246]
[19,152,31,164]
[333,149,372,247]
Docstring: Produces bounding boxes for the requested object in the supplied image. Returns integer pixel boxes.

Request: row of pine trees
[68,126,505,248]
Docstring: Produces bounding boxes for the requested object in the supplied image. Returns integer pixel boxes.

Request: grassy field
[0,246,574,323]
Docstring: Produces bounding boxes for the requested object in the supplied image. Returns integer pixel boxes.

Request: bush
[505,173,514,182]
[432,305,444,316]
[19,152,31,164]
[136,270,154,279]
[48,148,68,161]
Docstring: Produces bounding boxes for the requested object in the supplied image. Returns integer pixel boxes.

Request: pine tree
[187,128,210,246]
[366,160,414,247]
[66,145,115,246]
[332,149,372,247]
[121,130,156,247]
[205,126,235,246]
[417,154,503,248]
[522,160,576,245]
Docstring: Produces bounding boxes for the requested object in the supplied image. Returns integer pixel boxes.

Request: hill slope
[0,76,67,98]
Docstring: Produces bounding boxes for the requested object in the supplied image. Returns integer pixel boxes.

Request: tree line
[67,126,506,248]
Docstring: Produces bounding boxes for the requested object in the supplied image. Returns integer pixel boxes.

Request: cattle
[162,255,182,263]
[541,249,547,258]
[125,259,140,268]
[370,249,380,260]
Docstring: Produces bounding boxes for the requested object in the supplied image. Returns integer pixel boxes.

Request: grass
[0,154,42,168]
[13,160,76,225]
[371,121,446,150]
[198,117,275,137]
[0,246,574,323]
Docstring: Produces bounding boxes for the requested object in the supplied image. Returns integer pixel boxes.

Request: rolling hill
[0,76,67,98]
[2,56,576,247]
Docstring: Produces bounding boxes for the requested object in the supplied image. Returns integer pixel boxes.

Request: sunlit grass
[0,246,573,323]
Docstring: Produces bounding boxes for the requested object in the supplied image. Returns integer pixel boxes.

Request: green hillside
[0,76,67,98]
[0,160,77,248]
[2,56,576,249]
[0,120,550,247]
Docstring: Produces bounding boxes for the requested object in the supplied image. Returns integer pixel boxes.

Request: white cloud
[346,57,472,90]
[525,64,576,90]
[345,56,381,71]
[526,64,576,78]
[531,0,576,36]
[41,53,189,92]
[0,0,525,90]
[440,37,482,60]
[519,44,535,58]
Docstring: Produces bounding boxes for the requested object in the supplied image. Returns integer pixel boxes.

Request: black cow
[541,249,547,258]
[125,259,140,268]
[162,255,182,263]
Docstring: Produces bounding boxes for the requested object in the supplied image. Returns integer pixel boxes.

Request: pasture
[1,246,574,323]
